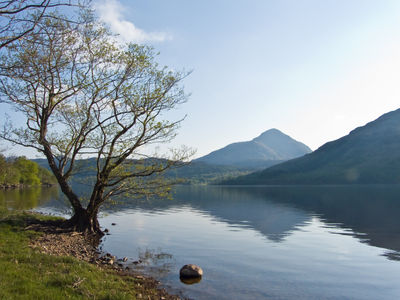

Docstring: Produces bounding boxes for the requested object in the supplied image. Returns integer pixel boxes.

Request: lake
[2,185,400,299]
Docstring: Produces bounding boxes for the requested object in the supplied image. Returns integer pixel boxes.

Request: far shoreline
[0,183,56,190]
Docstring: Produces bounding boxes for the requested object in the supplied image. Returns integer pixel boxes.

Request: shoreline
[2,210,185,300]
[0,183,56,190]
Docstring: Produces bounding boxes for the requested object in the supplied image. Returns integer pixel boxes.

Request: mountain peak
[254,128,283,138]
[253,128,288,143]
[196,128,311,167]
[262,128,282,134]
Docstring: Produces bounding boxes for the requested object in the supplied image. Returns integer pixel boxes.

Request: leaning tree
[0,13,191,234]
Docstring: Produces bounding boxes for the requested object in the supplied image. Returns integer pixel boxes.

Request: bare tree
[0,0,85,49]
[0,13,192,234]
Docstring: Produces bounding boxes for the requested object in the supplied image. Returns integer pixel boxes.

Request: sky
[3,0,400,158]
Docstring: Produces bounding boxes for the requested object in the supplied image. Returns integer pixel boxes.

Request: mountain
[225,108,400,185]
[195,128,311,168]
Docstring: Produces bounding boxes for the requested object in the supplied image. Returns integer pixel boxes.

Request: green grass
[0,211,139,300]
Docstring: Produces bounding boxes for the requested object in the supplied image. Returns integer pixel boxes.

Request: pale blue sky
[3,0,400,158]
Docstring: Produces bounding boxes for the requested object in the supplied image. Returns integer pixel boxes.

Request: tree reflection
[0,187,58,210]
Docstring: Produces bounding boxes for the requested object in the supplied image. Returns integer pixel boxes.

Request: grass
[0,210,140,300]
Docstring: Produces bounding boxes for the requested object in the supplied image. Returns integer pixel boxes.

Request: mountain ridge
[224,108,400,185]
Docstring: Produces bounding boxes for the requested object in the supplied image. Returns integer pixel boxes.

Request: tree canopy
[0,0,86,49]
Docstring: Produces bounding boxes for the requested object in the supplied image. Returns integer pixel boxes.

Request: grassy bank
[0,210,173,300]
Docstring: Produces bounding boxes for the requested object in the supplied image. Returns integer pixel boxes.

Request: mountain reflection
[104,185,311,242]
[220,185,400,256]
[104,185,400,257]
[171,186,311,242]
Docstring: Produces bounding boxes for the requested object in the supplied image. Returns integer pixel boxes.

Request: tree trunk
[64,207,104,236]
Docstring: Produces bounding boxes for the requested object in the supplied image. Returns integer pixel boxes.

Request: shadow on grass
[0,211,64,231]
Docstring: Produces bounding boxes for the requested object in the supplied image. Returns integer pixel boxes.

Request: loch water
[2,185,400,299]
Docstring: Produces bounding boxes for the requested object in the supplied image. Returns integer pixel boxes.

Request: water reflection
[229,185,400,255]
[101,185,400,258]
[170,186,311,242]
[0,186,58,210]
[101,186,311,242]
[99,185,400,300]
[3,184,400,261]
[180,276,202,285]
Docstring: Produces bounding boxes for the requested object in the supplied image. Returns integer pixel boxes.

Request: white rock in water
[179,264,203,278]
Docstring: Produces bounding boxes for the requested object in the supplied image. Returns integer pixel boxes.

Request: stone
[104,228,109,233]
[111,223,116,226]
[108,259,114,265]
[179,264,203,278]
[123,257,128,262]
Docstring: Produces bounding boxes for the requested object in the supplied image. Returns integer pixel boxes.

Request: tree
[0,0,85,49]
[37,166,57,185]
[14,156,40,185]
[0,154,6,185]
[0,12,191,234]
[0,154,56,187]
[0,154,20,186]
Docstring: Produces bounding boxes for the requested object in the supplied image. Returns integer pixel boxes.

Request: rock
[111,223,116,226]
[123,257,128,262]
[108,259,114,265]
[104,228,109,233]
[179,264,203,278]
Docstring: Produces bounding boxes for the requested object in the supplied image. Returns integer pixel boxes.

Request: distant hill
[165,161,255,184]
[225,108,400,185]
[33,157,254,185]
[196,128,311,168]
[32,129,312,185]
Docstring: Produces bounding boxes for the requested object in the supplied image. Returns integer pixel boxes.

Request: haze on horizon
[2,0,400,159]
